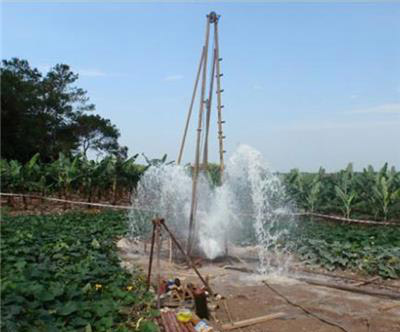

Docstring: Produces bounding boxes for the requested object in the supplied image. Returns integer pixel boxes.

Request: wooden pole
[202,47,217,167]
[160,218,213,295]
[187,13,211,256]
[146,221,157,291]
[221,313,285,331]
[214,17,225,178]
[155,220,161,309]
[177,47,205,165]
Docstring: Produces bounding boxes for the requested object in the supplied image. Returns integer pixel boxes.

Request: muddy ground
[117,238,400,332]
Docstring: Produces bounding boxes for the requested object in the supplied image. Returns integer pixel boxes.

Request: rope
[0,192,158,213]
[295,212,399,226]
[1,193,398,226]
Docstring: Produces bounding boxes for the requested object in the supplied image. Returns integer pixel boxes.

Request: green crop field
[0,212,158,332]
[288,221,400,278]
[2,210,399,331]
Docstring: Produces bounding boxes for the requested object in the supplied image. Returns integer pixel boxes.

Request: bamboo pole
[214,17,225,178]
[177,47,205,165]
[156,220,161,309]
[187,13,211,256]
[221,313,285,331]
[146,222,157,291]
[202,47,217,167]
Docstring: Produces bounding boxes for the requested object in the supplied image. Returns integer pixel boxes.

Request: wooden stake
[146,221,157,291]
[168,237,173,264]
[221,312,285,330]
[156,220,161,309]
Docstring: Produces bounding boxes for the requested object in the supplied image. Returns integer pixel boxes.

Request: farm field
[1,210,400,331]
[2,4,400,332]
[0,211,158,332]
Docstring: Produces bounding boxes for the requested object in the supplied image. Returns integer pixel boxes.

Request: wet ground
[117,238,400,332]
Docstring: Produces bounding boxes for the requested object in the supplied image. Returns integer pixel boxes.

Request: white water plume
[129,144,295,274]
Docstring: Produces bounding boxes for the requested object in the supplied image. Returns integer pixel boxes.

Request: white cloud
[350,94,359,99]
[164,74,183,81]
[349,103,400,114]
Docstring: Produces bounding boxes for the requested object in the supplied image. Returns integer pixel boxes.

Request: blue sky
[2,2,400,171]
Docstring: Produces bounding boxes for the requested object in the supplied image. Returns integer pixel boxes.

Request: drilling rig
[176,11,226,256]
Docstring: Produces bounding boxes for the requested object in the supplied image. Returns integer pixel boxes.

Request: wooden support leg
[146,221,157,291]
[156,221,161,309]
[169,237,173,264]
[160,218,213,295]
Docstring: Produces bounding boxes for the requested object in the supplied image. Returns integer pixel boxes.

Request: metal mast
[176,12,226,255]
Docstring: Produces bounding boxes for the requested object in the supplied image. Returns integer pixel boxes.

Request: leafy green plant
[283,163,400,221]
[1,212,157,331]
[288,221,400,278]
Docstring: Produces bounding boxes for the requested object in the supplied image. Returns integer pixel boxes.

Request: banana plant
[20,153,42,209]
[334,186,356,218]
[0,159,10,192]
[142,153,174,167]
[79,158,98,203]
[105,154,143,204]
[369,165,400,220]
[283,169,305,209]
[306,175,321,214]
[22,154,41,192]
[1,159,24,207]
[334,163,357,218]
[49,153,80,208]
[283,169,322,212]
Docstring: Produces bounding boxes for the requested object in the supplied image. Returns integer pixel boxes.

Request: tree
[75,114,120,157]
[1,58,126,162]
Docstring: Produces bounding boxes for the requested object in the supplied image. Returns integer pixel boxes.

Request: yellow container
[177,309,192,323]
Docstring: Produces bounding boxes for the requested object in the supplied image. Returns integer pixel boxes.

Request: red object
[159,279,167,294]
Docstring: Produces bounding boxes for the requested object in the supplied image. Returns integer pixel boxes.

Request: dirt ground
[117,238,400,332]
